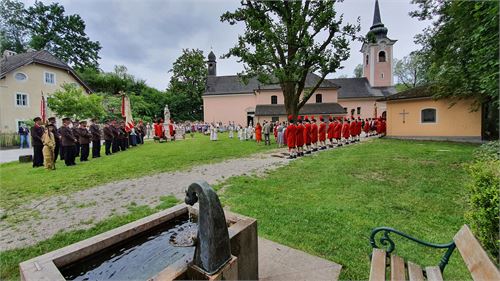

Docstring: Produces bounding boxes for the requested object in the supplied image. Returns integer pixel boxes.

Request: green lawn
[0,134,272,211]
[219,139,477,280]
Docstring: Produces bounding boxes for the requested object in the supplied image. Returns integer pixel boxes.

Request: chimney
[2,50,17,58]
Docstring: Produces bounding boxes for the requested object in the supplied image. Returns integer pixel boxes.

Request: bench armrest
[370,227,456,272]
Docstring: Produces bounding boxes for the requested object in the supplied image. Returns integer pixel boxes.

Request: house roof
[255,103,346,116]
[204,72,339,96]
[380,85,433,101]
[0,50,92,93]
[327,77,396,99]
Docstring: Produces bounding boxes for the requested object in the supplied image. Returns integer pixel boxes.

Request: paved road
[0,148,31,163]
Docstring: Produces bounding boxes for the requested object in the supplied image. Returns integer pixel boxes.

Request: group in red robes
[255,123,262,143]
[311,116,319,151]
[318,117,327,150]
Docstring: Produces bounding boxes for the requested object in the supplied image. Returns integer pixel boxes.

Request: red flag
[121,94,134,132]
[40,91,46,123]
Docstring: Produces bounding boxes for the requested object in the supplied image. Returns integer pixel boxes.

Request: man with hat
[349,117,357,143]
[60,117,77,166]
[31,117,44,167]
[334,118,342,146]
[42,123,56,170]
[48,117,61,162]
[310,116,318,152]
[77,121,92,161]
[72,120,80,157]
[318,116,327,150]
[111,120,120,152]
[285,115,297,159]
[364,118,370,137]
[356,117,363,141]
[327,116,335,148]
[103,120,114,155]
[295,116,305,157]
[303,116,312,154]
[342,118,351,145]
[89,118,101,158]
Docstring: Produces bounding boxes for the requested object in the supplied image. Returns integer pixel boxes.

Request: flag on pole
[40,91,47,123]
[121,93,134,132]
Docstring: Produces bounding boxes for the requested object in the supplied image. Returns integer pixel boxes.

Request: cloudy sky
[28,0,431,90]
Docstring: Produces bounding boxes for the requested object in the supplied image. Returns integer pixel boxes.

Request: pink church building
[203,0,396,126]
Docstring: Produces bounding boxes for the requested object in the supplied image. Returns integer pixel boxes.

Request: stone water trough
[19,182,258,280]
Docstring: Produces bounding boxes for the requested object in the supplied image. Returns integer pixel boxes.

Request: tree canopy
[0,0,101,70]
[221,0,360,117]
[393,51,427,90]
[47,84,105,120]
[353,64,363,78]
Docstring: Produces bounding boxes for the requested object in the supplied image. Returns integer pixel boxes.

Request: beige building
[381,86,482,142]
[0,50,91,132]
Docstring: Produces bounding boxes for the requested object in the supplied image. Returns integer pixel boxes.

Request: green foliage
[165,49,206,121]
[353,64,363,78]
[47,84,105,120]
[221,1,360,116]
[466,141,500,262]
[393,51,427,89]
[0,0,101,70]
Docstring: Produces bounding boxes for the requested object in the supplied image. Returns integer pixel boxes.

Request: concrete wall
[386,98,481,139]
[202,93,256,126]
[0,63,87,132]
[338,98,387,119]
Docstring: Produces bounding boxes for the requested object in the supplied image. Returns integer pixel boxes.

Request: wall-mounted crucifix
[399,109,409,123]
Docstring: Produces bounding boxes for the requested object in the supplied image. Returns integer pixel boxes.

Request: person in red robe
[363,118,370,137]
[318,116,327,150]
[327,116,335,147]
[355,117,362,142]
[342,118,351,145]
[169,120,175,141]
[295,116,305,157]
[334,118,342,146]
[349,117,357,142]
[153,119,164,142]
[311,116,319,152]
[381,118,387,136]
[285,115,297,159]
[303,116,312,154]
[255,122,262,143]
[376,117,382,135]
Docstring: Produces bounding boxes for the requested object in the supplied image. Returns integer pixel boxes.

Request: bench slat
[425,266,443,281]
[408,262,424,281]
[454,225,500,281]
[370,248,387,281]
[391,255,406,281]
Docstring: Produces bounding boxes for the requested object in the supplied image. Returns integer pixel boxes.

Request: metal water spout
[184,181,231,275]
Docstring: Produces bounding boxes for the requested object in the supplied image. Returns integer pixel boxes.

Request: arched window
[351,109,355,116]
[365,55,369,65]
[271,95,278,104]
[316,94,322,103]
[421,108,436,123]
[378,51,386,62]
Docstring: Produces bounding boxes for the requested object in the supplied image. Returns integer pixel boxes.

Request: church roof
[380,85,433,101]
[0,50,92,92]
[255,103,346,116]
[204,73,339,96]
[208,51,216,62]
[327,77,396,99]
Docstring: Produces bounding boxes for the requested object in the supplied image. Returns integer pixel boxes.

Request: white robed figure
[210,123,218,141]
[228,122,234,139]
[246,125,253,140]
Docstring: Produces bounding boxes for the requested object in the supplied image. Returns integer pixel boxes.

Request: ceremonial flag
[121,94,134,132]
[40,91,47,123]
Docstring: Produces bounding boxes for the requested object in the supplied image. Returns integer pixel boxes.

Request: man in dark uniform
[137,120,145,144]
[111,120,119,153]
[78,121,92,161]
[31,117,44,167]
[103,121,114,155]
[60,118,77,166]
[72,120,80,157]
[48,117,61,162]
[119,121,128,151]
[89,118,101,158]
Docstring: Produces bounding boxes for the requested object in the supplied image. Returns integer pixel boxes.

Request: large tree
[47,84,105,120]
[410,0,499,139]
[165,49,207,121]
[0,0,101,70]
[353,64,363,78]
[393,51,427,90]
[221,0,360,117]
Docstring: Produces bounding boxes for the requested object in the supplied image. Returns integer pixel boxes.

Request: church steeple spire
[368,0,388,39]
[372,0,382,26]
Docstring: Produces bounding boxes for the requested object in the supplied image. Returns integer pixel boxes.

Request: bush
[465,141,499,263]
[0,133,20,147]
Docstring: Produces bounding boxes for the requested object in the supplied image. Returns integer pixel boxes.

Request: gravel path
[0,149,290,251]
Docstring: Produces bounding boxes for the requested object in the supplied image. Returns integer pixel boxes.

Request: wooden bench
[369,225,499,281]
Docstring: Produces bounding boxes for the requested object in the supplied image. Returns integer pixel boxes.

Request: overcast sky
[28,0,431,90]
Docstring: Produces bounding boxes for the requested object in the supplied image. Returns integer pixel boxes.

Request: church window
[316,94,322,103]
[271,95,278,104]
[378,51,386,62]
[421,108,437,123]
[365,55,369,65]
[343,107,347,113]
[351,109,355,116]
[357,107,361,114]
[271,116,279,122]
[380,73,384,78]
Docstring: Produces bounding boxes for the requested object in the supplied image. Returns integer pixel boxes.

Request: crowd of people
[30,116,149,169]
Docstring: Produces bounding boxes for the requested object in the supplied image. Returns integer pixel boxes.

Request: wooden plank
[370,248,387,281]
[425,266,443,281]
[407,262,424,281]
[391,255,406,281]
[454,225,500,281]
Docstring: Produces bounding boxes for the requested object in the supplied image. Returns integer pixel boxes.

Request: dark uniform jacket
[89,124,101,142]
[103,126,114,141]
[31,125,44,146]
[112,126,120,139]
[60,126,77,146]
[77,128,92,145]
[72,127,80,144]
[51,124,61,143]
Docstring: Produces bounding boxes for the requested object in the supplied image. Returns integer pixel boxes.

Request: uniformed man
[48,117,61,162]
[304,116,312,154]
[60,118,77,166]
[119,121,128,151]
[334,118,342,146]
[111,120,120,153]
[342,118,351,145]
[285,116,297,159]
[31,117,44,167]
[295,116,305,157]
[78,121,92,161]
[89,118,101,158]
[318,116,327,150]
[327,116,335,148]
[310,116,318,152]
[72,120,80,157]
[103,121,114,155]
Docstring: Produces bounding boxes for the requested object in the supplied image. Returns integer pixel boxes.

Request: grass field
[219,139,477,280]
[0,134,272,211]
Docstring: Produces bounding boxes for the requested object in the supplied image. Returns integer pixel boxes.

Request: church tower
[207,51,217,76]
[361,0,397,87]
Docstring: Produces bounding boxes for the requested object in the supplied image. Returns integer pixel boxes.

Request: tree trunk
[282,81,299,119]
